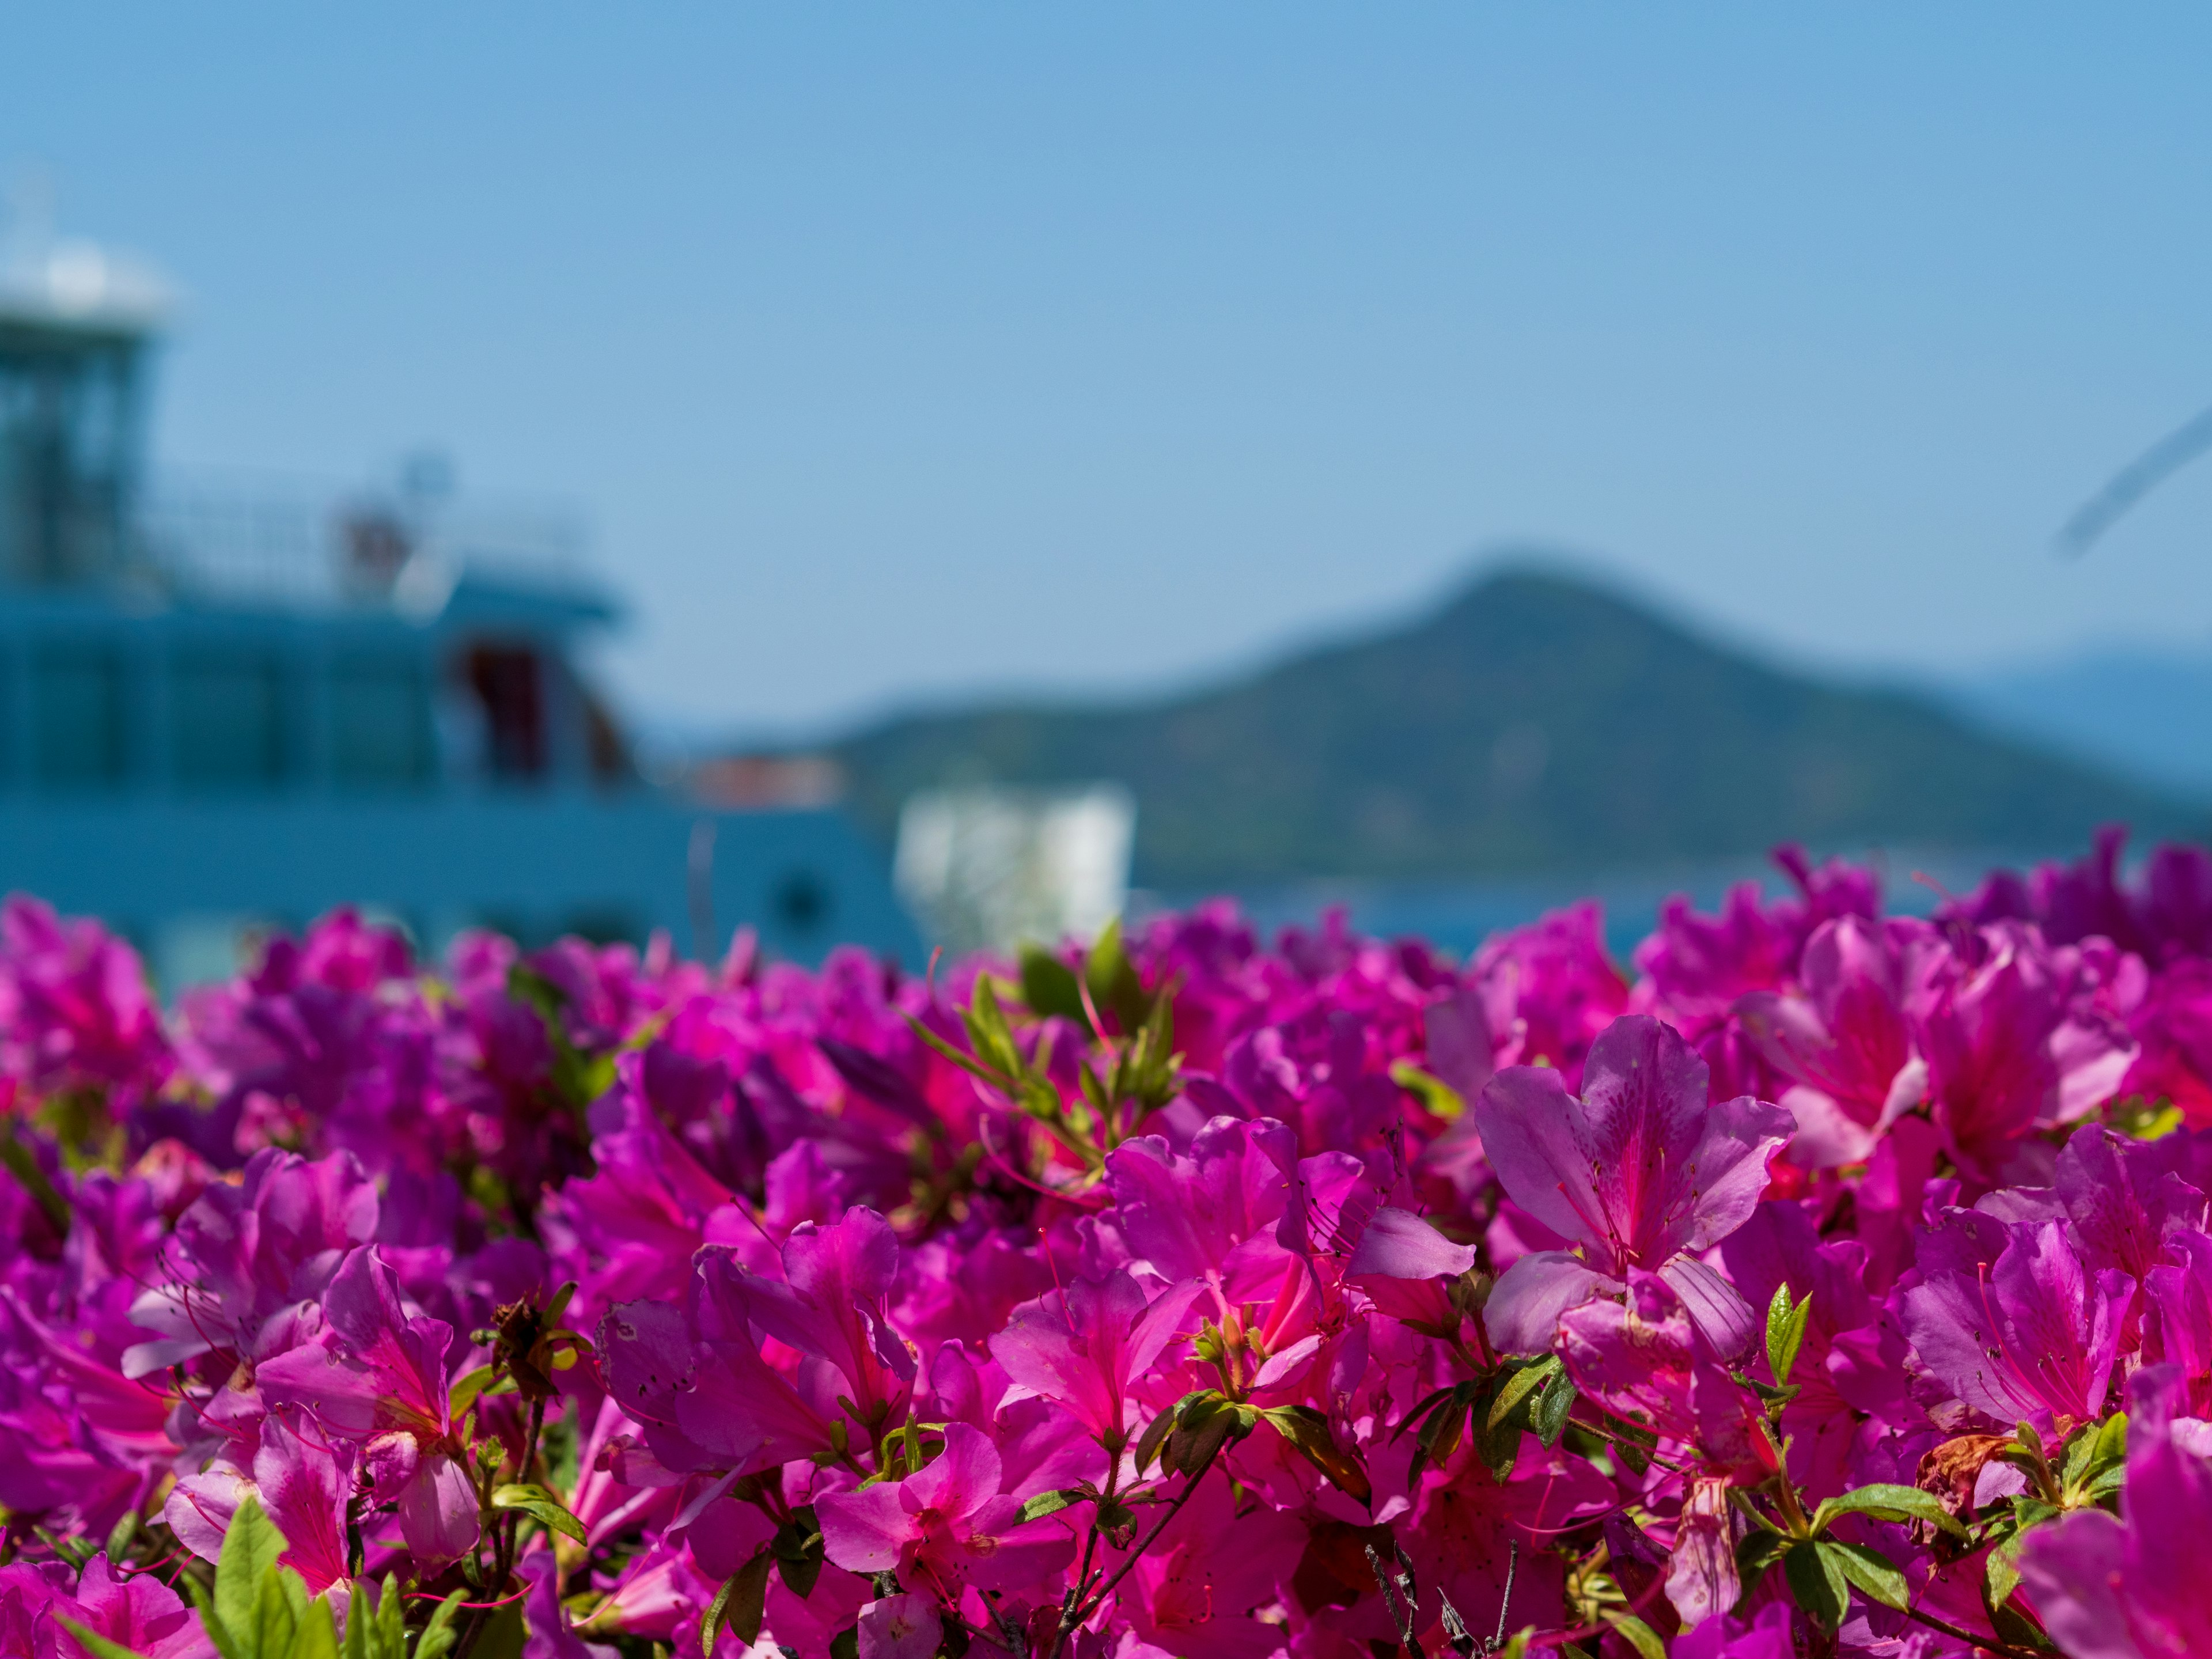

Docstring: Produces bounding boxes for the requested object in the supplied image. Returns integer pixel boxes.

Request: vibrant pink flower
[1900,1214,2132,1431]
[44,1554,213,1659]
[817,1422,1075,1596]
[1736,915,1930,1166]
[2020,1362,2212,1658]
[255,1246,477,1562]
[991,1271,1199,1452]
[854,1593,942,1659]
[1475,1016,1791,1354]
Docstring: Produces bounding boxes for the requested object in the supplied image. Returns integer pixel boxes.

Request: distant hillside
[1943,646,2212,801]
[826,567,2202,887]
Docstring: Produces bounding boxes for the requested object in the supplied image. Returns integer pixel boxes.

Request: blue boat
[0,221,922,984]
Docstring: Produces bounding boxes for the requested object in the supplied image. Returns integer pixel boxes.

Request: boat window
[32,644,124,787]
[463,644,545,779]
[774,869,832,933]
[172,652,283,787]
[332,656,433,786]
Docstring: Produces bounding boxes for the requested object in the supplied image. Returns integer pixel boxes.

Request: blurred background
[5,6,2211,980]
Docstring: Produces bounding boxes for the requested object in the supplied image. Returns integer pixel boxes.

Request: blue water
[1138,846,2055,962]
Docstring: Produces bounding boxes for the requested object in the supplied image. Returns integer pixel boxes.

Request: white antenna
[0,166,175,331]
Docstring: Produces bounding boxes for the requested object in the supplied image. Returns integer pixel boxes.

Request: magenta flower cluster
[6,828,2212,1659]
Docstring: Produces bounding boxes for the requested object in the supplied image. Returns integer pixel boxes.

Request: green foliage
[103,1510,141,1567]
[59,1621,154,1659]
[1259,1403,1373,1504]
[506,964,619,1113]
[339,1577,409,1659]
[186,1495,342,1659]
[703,1547,774,1658]
[1133,1390,1260,1481]
[410,1592,468,1659]
[1734,1469,1982,1632]
[910,922,1181,1174]
[770,1508,826,1601]
[1387,1060,1467,1120]
[1808,1482,1969,1541]
[1162,1391,1259,1478]
[1016,917,1151,1037]
[1605,1613,1667,1659]
[1396,1354,1577,1482]
[1824,1540,1909,1612]
[1782,1539,1850,1631]
[490,1482,588,1544]
[2109,1094,2184,1140]
[1764,1283,1812,1389]
[1019,1489,1084,1522]
[1968,1411,2130,1624]
[1016,948,1088,1023]
[1133,1391,1206,1475]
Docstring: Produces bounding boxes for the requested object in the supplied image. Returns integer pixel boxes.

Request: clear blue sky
[12,7,2212,734]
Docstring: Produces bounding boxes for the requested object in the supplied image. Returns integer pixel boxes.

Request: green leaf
[1166,1393,1257,1477]
[1811,1482,1972,1540]
[465,1600,526,1659]
[1985,1523,2033,1613]
[103,1509,141,1567]
[1019,1489,1084,1522]
[339,1577,406,1659]
[448,1365,501,1416]
[1260,1404,1374,1505]
[2083,1411,2127,1475]
[771,1509,826,1601]
[38,1526,95,1570]
[490,1483,589,1544]
[704,1547,775,1657]
[1825,1541,1909,1612]
[963,978,1026,1081]
[182,1577,244,1659]
[59,1619,152,1659]
[1783,1540,1850,1631]
[1604,1613,1668,1659]
[1734,1527,1790,1597]
[2110,1094,2183,1140]
[215,1495,289,1659]
[1766,1283,1812,1388]
[1392,1385,1458,1441]
[1486,1357,1559,1431]
[1084,917,1153,1034]
[1533,1374,1578,1447]
[248,1563,300,1659]
[281,1595,339,1659]
[1410,1381,1475,1479]
[1388,1060,1468,1121]
[411,1591,469,1659]
[1476,1393,1526,1481]
[2006,1419,2058,1493]
[1017,948,1088,1023]
[1136,1392,1205,1475]
[902,1010,1012,1090]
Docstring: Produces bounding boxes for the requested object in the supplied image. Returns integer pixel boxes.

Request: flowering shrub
[5,827,2212,1657]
